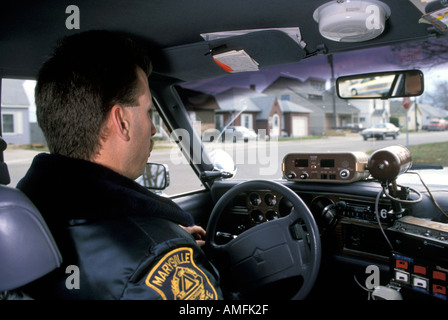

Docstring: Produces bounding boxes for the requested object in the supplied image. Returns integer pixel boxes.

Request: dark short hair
[35,30,152,160]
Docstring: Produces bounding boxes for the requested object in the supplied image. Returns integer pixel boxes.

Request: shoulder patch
[145,247,218,300]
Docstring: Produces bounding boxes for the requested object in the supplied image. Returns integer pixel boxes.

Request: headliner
[0,0,443,81]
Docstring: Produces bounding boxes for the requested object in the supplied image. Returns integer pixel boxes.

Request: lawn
[367,141,448,166]
[407,141,448,166]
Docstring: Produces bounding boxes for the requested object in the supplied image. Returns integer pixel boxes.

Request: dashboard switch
[433,284,446,295]
[299,173,308,180]
[396,260,409,270]
[395,270,410,283]
[413,265,426,276]
[433,270,447,282]
[412,276,428,290]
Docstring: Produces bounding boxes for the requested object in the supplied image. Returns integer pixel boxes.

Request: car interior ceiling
[0,0,441,81]
[2,0,448,302]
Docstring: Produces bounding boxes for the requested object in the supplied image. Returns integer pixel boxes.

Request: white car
[222,126,258,142]
[360,123,400,140]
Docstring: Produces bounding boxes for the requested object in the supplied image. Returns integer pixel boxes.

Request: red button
[414,265,426,275]
[433,271,447,281]
[433,284,446,295]
[396,260,408,270]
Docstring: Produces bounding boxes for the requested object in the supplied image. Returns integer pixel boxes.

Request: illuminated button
[395,271,409,283]
[396,260,408,270]
[412,276,428,290]
[433,271,447,282]
[433,284,446,295]
[414,265,426,275]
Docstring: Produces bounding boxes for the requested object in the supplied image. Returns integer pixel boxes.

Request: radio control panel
[282,152,370,183]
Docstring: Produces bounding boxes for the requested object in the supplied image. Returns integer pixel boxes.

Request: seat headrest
[0,137,10,185]
[0,185,62,291]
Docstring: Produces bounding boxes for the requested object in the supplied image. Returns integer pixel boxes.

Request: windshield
[3,38,448,196]
[176,38,448,183]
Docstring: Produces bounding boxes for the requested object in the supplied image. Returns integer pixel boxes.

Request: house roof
[416,102,448,119]
[214,87,263,113]
[250,96,276,120]
[319,90,359,115]
[278,100,313,114]
[1,79,29,106]
[264,75,326,98]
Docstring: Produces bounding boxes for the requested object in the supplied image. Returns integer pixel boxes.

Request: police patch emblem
[145,247,218,300]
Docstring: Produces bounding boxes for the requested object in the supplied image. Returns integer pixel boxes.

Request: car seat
[0,137,62,299]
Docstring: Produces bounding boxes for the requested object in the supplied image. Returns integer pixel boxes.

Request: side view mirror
[137,163,170,190]
[336,69,424,99]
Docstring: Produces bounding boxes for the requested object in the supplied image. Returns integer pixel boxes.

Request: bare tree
[390,38,448,69]
[423,80,448,110]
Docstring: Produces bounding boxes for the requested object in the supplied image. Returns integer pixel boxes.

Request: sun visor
[152,30,306,82]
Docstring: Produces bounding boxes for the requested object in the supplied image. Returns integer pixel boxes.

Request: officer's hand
[180,225,206,247]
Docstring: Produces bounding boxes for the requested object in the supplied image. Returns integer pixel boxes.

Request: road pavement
[4,130,448,195]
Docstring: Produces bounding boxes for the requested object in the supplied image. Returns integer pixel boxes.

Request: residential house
[214,87,263,132]
[278,99,312,137]
[389,100,422,131]
[349,99,391,128]
[177,87,220,138]
[263,75,359,135]
[1,79,31,145]
[416,102,448,129]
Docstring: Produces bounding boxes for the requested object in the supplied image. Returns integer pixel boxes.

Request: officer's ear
[109,105,131,141]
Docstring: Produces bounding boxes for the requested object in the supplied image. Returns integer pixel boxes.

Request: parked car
[203,125,258,142]
[343,123,364,133]
[360,123,400,140]
[427,119,447,131]
[222,126,258,142]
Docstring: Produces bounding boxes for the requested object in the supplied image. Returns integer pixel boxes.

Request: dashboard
[209,148,448,300]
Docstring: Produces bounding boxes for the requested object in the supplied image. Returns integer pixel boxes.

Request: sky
[182,40,448,96]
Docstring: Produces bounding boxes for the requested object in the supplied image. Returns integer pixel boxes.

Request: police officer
[17,30,222,300]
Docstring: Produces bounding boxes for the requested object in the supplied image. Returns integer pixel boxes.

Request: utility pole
[327,54,337,129]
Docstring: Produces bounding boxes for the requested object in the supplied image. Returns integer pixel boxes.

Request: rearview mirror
[137,163,170,190]
[336,70,424,99]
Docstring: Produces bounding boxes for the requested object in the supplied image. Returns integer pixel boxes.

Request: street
[4,130,448,195]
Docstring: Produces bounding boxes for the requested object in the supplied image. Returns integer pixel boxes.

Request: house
[263,75,326,135]
[349,99,391,128]
[416,102,448,129]
[263,75,359,135]
[389,100,422,131]
[278,99,312,137]
[1,79,31,145]
[177,87,220,138]
[213,87,263,132]
[321,89,360,130]
[212,87,313,138]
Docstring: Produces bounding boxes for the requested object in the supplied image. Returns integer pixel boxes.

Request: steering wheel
[205,180,321,300]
